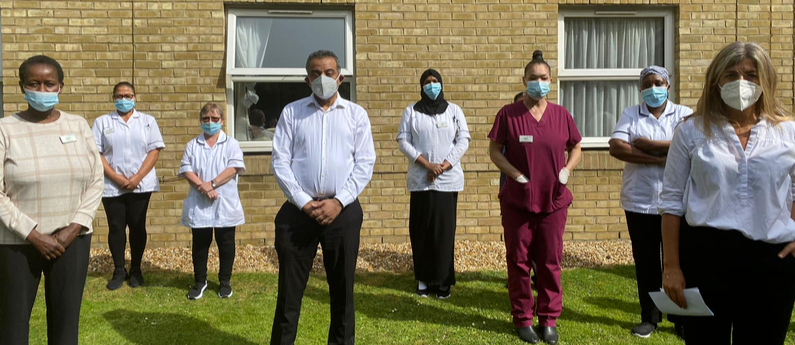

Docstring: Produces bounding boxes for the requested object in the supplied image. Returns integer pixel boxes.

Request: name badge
[437,122,449,128]
[519,135,533,143]
[103,127,115,135]
[60,134,77,144]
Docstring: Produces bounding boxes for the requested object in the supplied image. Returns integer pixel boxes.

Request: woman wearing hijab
[397,69,471,299]
[489,51,582,344]
[609,66,691,339]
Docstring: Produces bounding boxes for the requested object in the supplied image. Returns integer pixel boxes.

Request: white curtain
[235,18,272,68]
[562,17,662,137]
[562,81,640,137]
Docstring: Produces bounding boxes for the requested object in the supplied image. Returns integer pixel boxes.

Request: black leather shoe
[540,326,558,345]
[516,326,539,344]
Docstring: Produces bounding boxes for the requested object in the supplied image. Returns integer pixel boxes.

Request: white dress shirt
[659,118,795,243]
[272,94,376,209]
[396,103,471,192]
[91,110,166,197]
[611,102,693,214]
[179,131,246,228]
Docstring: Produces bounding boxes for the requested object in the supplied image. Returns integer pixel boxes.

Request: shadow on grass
[584,297,638,315]
[103,310,258,345]
[302,272,515,336]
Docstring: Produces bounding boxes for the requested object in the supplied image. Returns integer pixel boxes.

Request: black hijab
[413,69,449,115]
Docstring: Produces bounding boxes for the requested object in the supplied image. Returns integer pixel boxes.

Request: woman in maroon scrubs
[488,51,582,345]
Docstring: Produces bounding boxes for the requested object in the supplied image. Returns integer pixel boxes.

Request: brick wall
[2,0,793,247]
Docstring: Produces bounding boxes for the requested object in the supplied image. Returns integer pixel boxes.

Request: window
[225,9,354,152]
[558,8,674,147]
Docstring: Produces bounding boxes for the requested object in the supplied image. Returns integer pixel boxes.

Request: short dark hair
[514,92,524,103]
[305,50,341,74]
[19,55,64,84]
[113,81,136,95]
[248,108,265,127]
[524,50,550,76]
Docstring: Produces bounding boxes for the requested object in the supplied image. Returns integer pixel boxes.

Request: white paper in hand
[649,288,714,316]
[515,175,529,184]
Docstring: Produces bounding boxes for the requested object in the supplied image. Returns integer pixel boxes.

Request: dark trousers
[679,223,795,345]
[270,200,363,345]
[102,192,152,271]
[409,191,457,287]
[625,211,680,325]
[0,234,91,345]
[192,227,236,283]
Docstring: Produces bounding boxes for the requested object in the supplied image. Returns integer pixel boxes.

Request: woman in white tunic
[179,103,246,300]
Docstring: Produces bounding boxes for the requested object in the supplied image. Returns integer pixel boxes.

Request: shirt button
[322,174,326,178]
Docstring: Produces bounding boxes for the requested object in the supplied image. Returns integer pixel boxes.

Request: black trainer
[218,281,233,298]
[631,322,657,338]
[128,269,144,288]
[106,268,127,291]
[187,281,208,300]
[436,285,451,299]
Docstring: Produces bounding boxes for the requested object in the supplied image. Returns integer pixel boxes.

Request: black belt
[312,196,334,201]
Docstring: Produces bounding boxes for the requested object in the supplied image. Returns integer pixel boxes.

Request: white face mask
[311,74,340,100]
[720,79,762,111]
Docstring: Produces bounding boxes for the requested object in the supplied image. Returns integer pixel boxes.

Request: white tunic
[91,110,165,197]
[179,131,246,228]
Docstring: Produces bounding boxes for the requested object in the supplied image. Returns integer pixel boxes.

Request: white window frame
[225,8,355,153]
[558,8,674,148]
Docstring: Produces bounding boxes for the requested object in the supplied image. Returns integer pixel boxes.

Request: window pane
[232,81,352,142]
[235,17,346,69]
[564,17,664,69]
[560,80,640,137]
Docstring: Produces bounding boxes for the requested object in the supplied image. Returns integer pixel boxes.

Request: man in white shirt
[270,50,376,345]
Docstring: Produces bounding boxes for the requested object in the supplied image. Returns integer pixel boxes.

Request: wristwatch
[211,179,217,189]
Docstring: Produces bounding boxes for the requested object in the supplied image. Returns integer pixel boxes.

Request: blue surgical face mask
[114,99,136,113]
[200,122,222,135]
[423,82,442,100]
[525,81,550,100]
[641,86,668,108]
[24,87,60,112]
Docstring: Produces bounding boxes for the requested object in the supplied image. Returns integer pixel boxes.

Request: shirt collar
[112,109,141,121]
[196,130,228,146]
[307,93,348,110]
[639,101,675,118]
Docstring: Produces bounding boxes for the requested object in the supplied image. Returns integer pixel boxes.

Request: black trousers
[270,200,363,345]
[0,234,91,345]
[625,211,680,325]
[409,191,457,287]
[192,227,236,283]
[102,192,152,271]
[679,223,795,345]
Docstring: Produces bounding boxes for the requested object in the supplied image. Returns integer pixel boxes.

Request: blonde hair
[691,41,792,137]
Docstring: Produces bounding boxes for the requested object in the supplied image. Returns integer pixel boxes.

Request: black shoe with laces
[187,281,208,300]
[218,281,233,298]
[106,268,127,291]
[631,322,657,338]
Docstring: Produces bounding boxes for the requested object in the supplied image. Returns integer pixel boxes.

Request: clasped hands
[197,180,218,200]
[302,199,343,226]
[632,137,667,165]
[424,160,452,182]
[114,173,143,191]
[27,222,83,260]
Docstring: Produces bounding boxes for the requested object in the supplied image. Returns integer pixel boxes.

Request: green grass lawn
[28,266,795,344]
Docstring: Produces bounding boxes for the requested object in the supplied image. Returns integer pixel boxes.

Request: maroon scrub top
[489,101,582,213]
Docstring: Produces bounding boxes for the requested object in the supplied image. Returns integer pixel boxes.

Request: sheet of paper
[649,288,714,316]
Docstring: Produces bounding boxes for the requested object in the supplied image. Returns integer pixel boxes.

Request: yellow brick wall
[2,0,793,246]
